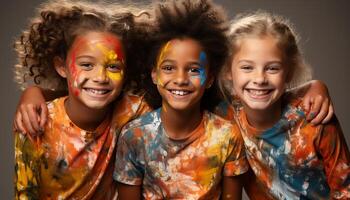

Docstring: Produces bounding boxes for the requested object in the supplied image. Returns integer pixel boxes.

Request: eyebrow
[160,59,201,66]
[236,60,254,65]
[237,60,282,65]
[75,55,95,60]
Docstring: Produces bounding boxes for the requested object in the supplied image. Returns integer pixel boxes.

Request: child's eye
[161,65,174,72]
[188,67,200,74]
[240,65,253,72]
[106,63,123,73]
[266,65,281,73]
[79,62,93,70]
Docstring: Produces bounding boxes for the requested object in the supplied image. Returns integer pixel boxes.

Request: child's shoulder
[282,98,329,136]
[112,92,151,117]
[121,109,161,134]
[115,92,145,110]
[205,110,242,137]
[283,98,307,121]
[47,96,67,115]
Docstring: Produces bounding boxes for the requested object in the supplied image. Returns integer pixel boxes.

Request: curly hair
[14,0,154,93]
[142,0,230,110]
[219,11,312,102]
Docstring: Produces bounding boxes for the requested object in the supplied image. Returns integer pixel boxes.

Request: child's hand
[302,80,334,125]
[13,86,47,136]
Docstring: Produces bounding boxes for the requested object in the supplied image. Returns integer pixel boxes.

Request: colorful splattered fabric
[231,99,350,200]
[15,94,150,200]
[114,108,248,200]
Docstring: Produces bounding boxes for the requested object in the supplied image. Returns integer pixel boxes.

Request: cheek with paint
[155,42,172,87]
[96,43,124,82]
[68,56,86,97]
[67,37,90,97]
[190,51,207,86]
[106,70,123,82]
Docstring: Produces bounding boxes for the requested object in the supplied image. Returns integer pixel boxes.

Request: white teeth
[248,89,270,95]
[171,90,189,96]
[85,88,109,95]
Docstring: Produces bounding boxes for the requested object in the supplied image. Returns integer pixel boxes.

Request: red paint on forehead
[102,34,125,60]
[67,35,88,80]
[68,32,125,62]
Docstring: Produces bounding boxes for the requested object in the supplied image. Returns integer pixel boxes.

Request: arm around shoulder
[14,132,41,200]
[117,182,142,200]
[316,116,350,199]
[222,175,243,200]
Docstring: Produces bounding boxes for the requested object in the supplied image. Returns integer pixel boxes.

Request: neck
[160,103,202,140]
[65,96,110,131]
[243,99,282,131]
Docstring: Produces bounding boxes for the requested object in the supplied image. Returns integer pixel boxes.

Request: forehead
[70,31,124,55]
[160,38,204,59]
[234,35,283,61]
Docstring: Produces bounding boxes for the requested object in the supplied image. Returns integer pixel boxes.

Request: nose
[92,66,108,83]
[174,69,189,85]
[253,70,267,85]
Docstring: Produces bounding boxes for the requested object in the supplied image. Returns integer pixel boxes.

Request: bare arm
[287,80,333,125]
[222,175,243,200]
[14,85,67,135]
[117,182,142,200]
[14,132,41,199]
[317,117,350,198]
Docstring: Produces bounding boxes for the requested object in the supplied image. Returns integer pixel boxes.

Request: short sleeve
[14,132,41,200]
[114,127,144,186]
[316,116,350,199]
[223,123,249,176]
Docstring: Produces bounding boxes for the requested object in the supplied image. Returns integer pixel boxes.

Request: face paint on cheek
[156,41,172,87]
[67,37,92,96]
[156,71,164,87]
[71,71,87,96]
[95,42,125,82]
[106,70,123,81]
[190,51,207,86]
[67,52,82,96]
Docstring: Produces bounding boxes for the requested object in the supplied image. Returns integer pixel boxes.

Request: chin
[166,100,197,112]
[83,101,111,110]
[246,103,271,111]
[244,97,281,112]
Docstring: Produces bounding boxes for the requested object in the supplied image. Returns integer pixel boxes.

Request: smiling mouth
[168,89,191,96]
[245,89,273,99]
[83,88,111,95]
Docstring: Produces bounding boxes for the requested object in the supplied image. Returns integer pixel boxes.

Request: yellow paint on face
[106,70,123,81]
[90,43,124,82]
[97,66,104,77]
[156,41,172,86]
[96,43,121,63]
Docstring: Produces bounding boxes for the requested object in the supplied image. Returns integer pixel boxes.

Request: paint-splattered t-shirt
[114,108,248,200]
[15,94,150,200]
[217,99,350,200]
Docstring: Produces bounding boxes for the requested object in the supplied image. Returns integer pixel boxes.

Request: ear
[151,67,158,85]
[53,56,67,78]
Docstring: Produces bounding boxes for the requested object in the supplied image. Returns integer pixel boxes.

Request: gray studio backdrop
[1,0,349,199]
